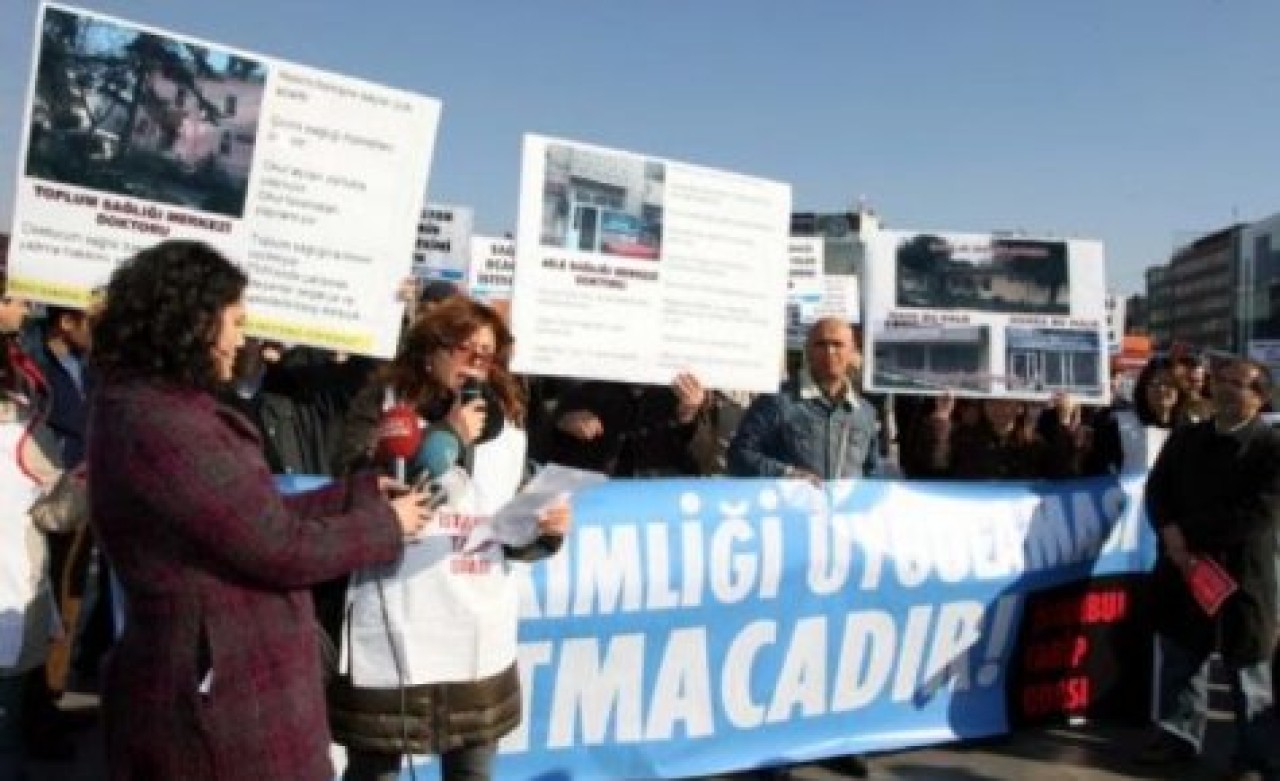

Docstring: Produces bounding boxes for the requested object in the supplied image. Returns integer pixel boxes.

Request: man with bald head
[728,316,880,482]
[727,315,876,778]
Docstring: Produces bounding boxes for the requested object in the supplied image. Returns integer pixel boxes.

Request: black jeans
[344,743,497,781]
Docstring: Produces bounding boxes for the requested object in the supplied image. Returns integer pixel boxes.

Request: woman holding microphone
[332,295,571,781]
[87,241,430,781]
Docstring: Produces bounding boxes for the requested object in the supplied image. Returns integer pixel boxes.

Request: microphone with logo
[373,403,424,483]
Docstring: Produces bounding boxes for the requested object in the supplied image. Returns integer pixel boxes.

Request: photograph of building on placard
[25,6,266,217]
[872,322,992,393]
[540,143,664,260]
[895,234,1071,316]
[1005,327,1103,395]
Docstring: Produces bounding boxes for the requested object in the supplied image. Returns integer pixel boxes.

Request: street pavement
[28,691,1235,780]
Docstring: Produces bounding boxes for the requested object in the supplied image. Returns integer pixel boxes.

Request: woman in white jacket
[329,295,570,781]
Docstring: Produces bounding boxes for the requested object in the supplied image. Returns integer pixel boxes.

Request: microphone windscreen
[416,425,463,480]
[373,403,423,463]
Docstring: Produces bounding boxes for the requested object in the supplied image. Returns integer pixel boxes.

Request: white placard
[820,274,861,325]
[786,237,824,348]
[8,3,441,358]
[864,230,1109,402]
[413,203,474,284]
[1105,293,1125,354]
[466,235,515,302]
[510,135,791,393]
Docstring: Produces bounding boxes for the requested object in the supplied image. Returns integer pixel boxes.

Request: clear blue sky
[2,0,1277,296]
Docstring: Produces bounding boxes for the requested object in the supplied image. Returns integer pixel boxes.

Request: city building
[1143,225,1243,352]
[1124,294,1148,335]
[1239,211,1280,347]
[1145,266,1172,347]
[790,209,878,276]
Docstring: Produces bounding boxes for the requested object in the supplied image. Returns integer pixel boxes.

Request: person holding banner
[725,315,875,778]
[728,316,880,483]
[1138,357,1280,781]
[330,295,571,781]
[85,241,429,781]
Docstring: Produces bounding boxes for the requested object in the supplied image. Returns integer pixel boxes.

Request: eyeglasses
[811,339,851,351]
[450,342,496,368]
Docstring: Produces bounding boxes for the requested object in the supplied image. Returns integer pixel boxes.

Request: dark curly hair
[383,296,526,426]
[91,241,247,391]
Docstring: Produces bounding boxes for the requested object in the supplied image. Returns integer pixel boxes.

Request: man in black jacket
[1138,358,1280,781]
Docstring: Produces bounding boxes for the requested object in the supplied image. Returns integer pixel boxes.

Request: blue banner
[493,475,1155,780]
[282,474,1156,779]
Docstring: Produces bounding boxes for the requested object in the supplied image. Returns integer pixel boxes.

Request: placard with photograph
[864,230,1108,401]
[511,135,791,392]
[7,2,441,358]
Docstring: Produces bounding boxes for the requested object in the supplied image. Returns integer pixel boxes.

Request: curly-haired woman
[330,295,571,781]
[86,240,431,781]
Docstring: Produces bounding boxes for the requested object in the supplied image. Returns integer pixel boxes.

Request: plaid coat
[87,380,403,781]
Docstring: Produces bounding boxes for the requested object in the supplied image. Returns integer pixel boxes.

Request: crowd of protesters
[2,238,1279,780]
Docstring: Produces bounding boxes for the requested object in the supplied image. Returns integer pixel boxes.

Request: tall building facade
[1145,265,1172,347]
[1144,225,1243,352]
[1239,211,1280,346]
[1125,293,1148,335]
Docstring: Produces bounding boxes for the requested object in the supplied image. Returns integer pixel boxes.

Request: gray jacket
[727,374,880,479]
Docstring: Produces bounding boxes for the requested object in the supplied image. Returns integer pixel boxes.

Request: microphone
[414,424,464,483]
[411,378,496,485]
[373,403,423,464]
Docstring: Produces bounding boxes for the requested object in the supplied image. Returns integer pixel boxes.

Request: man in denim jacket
[728,316,880,482]
[726,315,877,779]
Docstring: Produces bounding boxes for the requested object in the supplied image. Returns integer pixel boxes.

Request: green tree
[116,34,222,159]
[998,240,1070,307]
[896,234,951,306]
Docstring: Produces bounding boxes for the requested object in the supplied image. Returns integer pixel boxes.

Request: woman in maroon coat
[86,241,431,781]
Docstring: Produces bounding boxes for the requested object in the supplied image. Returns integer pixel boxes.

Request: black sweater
[1145,416,1280,663]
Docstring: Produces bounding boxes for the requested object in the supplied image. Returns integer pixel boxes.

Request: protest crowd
[0,238,1278,781]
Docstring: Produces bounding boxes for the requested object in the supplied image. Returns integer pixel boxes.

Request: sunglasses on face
[450,342,496,368]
